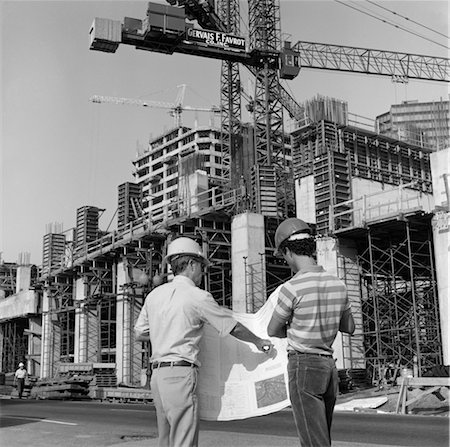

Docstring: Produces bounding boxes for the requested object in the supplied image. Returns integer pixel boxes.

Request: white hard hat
[164,237,210,266]
[19,362,24,367]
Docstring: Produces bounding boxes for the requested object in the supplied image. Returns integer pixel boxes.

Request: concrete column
[0,326,4,372]
[430,149,450,365]
[40,289,53,379]
[74,276,98,363]
[115,262,143,386]
[27,317,42,376]
[74,277,88,363]
[16,266,31,294]
[231,212,265,313]
[316,238,345,367]
[116,261,131,384]
[317,237,365,369]
[432,211,449,364]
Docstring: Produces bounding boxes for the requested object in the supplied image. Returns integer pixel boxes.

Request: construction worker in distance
[135,236,273,447]
[14,362,28,399]
[267,218,355,447]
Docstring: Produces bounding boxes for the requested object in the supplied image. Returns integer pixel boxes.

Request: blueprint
[198,286,290,421]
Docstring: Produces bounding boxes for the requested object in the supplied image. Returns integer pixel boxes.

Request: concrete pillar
[74,276,99,363]
[231,212,266,313]
[0,326,4,372]
[430,148,450,365]
[16,266,31,294]
[116,261,144,386]
[432,211,449,364]
[40,289,53,379]
[116,261,130,384]
[27,317,42,376]
[317,237,365,369]
[74,277,88,363]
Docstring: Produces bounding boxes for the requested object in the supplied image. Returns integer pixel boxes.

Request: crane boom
[292,41,449,82]
[90,95,221,127]
[91,95,178,109]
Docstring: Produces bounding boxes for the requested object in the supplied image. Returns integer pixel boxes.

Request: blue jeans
[287,352,338,447]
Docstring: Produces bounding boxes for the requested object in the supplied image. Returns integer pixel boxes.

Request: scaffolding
[0,263,17,298]
[0,319,28,372]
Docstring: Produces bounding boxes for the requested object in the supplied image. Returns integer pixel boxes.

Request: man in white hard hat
[268,218,355,447]
[135,236,273,447]
[14,362,28,399]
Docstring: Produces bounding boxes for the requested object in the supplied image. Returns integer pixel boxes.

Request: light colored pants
[150,365,199,447]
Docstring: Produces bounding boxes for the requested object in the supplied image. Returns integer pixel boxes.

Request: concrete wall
[295,176,316,223]
[431,149,450,209]
[0,290,38,322]
[350,178,434,226]
[16,266,31,294]
[430,148,449,364]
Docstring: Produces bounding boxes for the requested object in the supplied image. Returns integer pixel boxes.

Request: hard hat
[274,218,311,256]
[164,237,210,266]
[19,362,24,367]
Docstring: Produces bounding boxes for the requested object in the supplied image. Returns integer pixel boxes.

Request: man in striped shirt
[268,218,355,447]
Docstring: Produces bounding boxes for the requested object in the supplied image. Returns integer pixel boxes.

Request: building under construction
[1,1,449,392]
[1,112,448,385]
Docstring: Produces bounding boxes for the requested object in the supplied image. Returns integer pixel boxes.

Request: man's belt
[289,351,332,358]
[151,360,197,369]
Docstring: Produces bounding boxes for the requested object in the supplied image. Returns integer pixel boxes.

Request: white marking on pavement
[3,416,77,425]
[109,408,149,412]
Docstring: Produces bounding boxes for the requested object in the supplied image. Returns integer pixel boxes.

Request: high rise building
[133,126,224,225]
[376,99,449,151]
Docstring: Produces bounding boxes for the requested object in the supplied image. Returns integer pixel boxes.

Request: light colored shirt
[134,275,237,366]
[15,368,27,379]
[272,265,350,355]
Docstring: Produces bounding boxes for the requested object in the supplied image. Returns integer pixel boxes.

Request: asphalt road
[0,399,448,447]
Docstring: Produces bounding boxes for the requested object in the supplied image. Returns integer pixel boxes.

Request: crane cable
[334,0,449,50]
[365,0,448,40]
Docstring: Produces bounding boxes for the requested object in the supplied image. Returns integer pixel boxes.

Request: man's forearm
[230,322,273,353]
[230,322,260,345]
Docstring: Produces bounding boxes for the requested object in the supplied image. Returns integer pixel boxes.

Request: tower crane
[89,0,449,217]
[90,84,221,128]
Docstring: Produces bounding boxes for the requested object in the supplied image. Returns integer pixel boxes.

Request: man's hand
[255,338,274,355]
[230,322,274,355]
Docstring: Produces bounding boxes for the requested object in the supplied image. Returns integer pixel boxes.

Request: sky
[1,0,449,265]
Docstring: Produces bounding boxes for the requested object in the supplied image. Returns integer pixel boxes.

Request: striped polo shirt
[273,265,350,355]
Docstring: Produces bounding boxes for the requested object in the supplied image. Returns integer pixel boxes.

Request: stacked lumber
[30,377,91,400]
[97,386,153,403]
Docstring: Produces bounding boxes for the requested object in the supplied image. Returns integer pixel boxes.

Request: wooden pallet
[396,377,450,414]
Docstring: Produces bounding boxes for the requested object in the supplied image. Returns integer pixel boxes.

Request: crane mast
[217,0,242,190]
[248,0,292,216]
